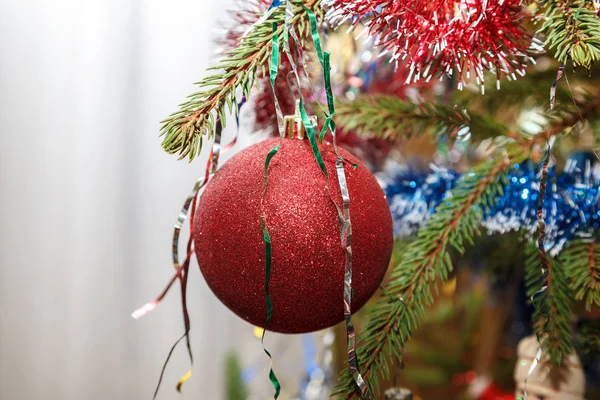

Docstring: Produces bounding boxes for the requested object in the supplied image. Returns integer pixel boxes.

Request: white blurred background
[0,1,306,399]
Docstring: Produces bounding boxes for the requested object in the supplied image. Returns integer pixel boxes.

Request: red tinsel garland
[324,0,536,90]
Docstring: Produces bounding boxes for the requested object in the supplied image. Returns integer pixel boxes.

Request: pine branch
[592,117,600,152]
[462,75,600,145]
[525,241,545,299]
[333,148,524,399]
[159,1,322,160]
[545,91,600,135]
[458,67,587,113]
[560,238,600,311]
[335,95,509,141]
[335,85,600,149]
[525,243,574,365]
[574,319,600,356]
[537,0,600,68]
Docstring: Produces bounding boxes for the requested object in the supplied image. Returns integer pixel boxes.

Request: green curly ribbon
[299,98,327,176]
[270,19,285,138]
[321,52,336,143]
[258,5,285,397]
[270,22,280,88]
[260,143,281,399]
[303,5,335,143]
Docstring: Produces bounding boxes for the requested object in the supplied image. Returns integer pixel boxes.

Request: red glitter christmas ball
[193,137,393,333]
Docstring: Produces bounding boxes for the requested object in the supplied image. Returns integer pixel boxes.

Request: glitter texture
[194,137,393,333]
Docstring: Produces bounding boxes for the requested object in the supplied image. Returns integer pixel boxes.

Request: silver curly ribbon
[335,156,371,398]
[301,6,372,397]
[549,63,564,111]
[522,64,564,399]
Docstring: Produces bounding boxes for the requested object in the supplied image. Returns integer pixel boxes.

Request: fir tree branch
[574,319,600,356]
[335,95,509,141]
[458,67,587,114]
[545,91,600,135]
[525,243,574,365]
[592,117,600,152]
[560,238,600,311]
[335,90,600,148]
[537,0,600,68]
[462,73,600,144]
[159,1,322,160]
[333,148,525,399]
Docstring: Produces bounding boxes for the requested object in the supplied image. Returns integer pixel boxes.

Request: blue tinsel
[380,151,600,255]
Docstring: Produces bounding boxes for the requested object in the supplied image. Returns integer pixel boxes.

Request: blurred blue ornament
[382,163,460,237]
[380,151,600,255]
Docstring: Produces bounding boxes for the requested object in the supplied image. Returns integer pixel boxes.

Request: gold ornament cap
[284,100,317,140]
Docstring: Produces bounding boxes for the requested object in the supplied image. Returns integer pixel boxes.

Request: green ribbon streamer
[261,11,284,397]
[269,18,285,139]
[299,99,327,177]
[270,22,280,88]
[303,6,336,143]
[260,144,281,399]
[304,5,325,64]
[320,52,336,143]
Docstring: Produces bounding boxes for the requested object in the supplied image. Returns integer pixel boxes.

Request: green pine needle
[458,67,585,113]
[537,0,600,68]
[575,319,600,356]
[335,95,509,141]
[560,238,600,311]
[525,243,574,365]
[336,88,600,147]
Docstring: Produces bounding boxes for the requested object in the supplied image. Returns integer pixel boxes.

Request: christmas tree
[135,1,600,399]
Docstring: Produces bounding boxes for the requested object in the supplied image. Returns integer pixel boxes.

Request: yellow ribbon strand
[176,369,193,393]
